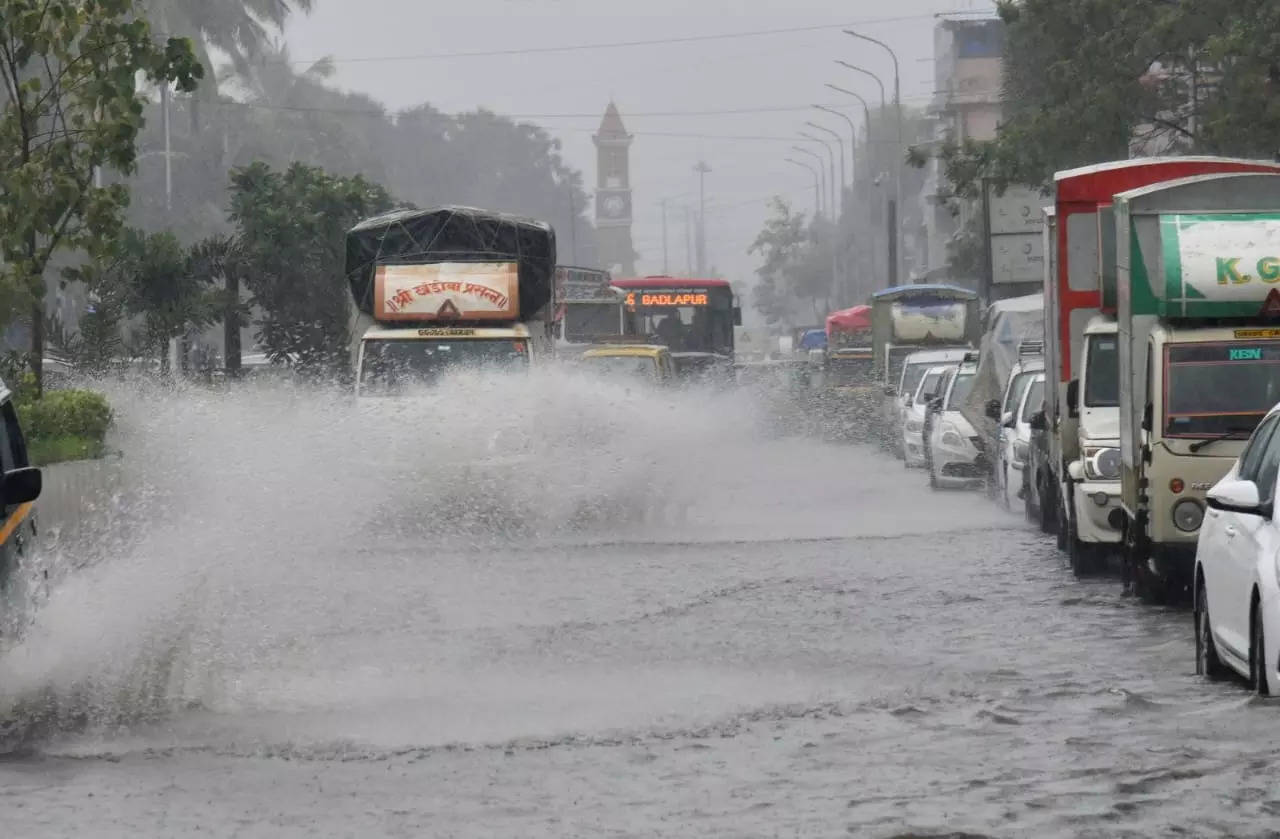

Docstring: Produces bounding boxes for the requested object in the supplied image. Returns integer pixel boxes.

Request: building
[592,102,637,275]
[922,16,1006,286]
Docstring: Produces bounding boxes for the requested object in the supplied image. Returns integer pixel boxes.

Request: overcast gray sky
[286,0,996,283]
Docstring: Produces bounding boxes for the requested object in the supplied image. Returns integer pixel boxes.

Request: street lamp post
[845,29,904,284]
[805,120,846,219]
[791,145,827,216]
[813,105,858,187]
[799,131,841,308]
[798,131,837,222]
[785,158,822,218]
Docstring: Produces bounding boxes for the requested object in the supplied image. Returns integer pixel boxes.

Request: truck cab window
[1084,335,1119,407]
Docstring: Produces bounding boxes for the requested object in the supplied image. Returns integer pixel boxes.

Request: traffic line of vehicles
[866,159,1280,697]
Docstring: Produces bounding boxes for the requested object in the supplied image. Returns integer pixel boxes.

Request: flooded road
[1,378,1279,838]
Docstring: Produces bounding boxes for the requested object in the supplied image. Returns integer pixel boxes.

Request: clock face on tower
[603,196,625,217]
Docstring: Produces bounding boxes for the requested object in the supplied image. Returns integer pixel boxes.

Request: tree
[144,0,313,85]
[188,234,251,376]
[0,0,202,392]
[749,198,837,326]
[928,0,1280,198]
[228,161,397,374]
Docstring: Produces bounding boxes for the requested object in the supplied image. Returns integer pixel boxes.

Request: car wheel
[1195,579,1227,680]
[1252,600,1271,696]
[1055,491,1068,551]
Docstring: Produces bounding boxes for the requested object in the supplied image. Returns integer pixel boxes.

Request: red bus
[612,276,741,357]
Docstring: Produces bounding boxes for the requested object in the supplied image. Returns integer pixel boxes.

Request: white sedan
[928,360,985,489]
[902,364,954,468]
[999,372,1046,510]
[1194,405,1280,695]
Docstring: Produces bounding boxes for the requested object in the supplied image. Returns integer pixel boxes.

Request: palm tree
[145,0,315,83]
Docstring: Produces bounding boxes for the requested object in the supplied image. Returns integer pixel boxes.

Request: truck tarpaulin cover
[826,305,872,339]
[345,206,556,322]
[961,293,1044,436]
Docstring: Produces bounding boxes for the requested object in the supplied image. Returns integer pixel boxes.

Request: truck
[1115,171,1280,601]
[344,206,557,395]
[872,284,981,447]
[554,265,625,354]
[1041,159,1280,577]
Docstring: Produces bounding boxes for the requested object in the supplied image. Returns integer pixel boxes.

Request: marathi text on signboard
[375,262,519,322]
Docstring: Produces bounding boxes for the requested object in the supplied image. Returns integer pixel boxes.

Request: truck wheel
[1066,503,1098,577]
[1195,578,1227,680]
[1038,476,1056,535]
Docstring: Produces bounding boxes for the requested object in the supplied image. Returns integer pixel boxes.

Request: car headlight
[1012,440,1029,464]
[1083,446,1121,480]
[940,423,963,448]
[905,418,923,433]
[1172,498,1204,533]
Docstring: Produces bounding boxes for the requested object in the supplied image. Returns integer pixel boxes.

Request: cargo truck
[1041,158,1280,576]
[872,284,980,447]
[343,206,557,396]
[1115,171,1280,601]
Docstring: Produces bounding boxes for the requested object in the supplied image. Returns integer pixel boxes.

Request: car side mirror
[733,306,743,326]
[984,398,1002,420]
[1207,479,1264,516]
[1142,402,1153,432]
[1066,378,1080,419]
[1,466,42,506]
[1001,411,1015,429]
[1028,410,1047,432]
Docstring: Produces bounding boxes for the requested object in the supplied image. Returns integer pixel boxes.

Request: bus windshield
[563,302,623,343]
[1165,342,1280,436]
[359,338,529,395]
[622,285,734,355]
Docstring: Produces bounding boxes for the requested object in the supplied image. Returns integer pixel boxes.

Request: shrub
[16,389,113,465]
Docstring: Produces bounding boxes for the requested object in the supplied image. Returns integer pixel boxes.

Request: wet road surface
[1,381,1279,838]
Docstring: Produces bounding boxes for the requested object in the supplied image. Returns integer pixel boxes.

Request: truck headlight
[1172,499,1204,533]
[1084,446,1121,480]
[1012,440,1029,465]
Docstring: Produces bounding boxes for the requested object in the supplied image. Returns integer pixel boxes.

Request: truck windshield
[1165,342,1280,436]
[946,373,976,410]
[1084,334,1119,407]
[360,338,529,394]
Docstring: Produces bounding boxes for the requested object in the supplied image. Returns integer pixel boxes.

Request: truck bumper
[1072,479,1123,544]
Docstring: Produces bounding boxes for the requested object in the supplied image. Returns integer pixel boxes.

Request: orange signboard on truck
[374,262,519,322]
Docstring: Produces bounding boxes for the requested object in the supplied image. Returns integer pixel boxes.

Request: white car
[990,357,1044,508]
[889,348,971,456]
[903,364,955,468]
[1194,404,1280,695]
[1000,372,1046,510]
[928,355,985,489]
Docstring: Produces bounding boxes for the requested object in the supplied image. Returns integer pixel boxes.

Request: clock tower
[593,102,637,275]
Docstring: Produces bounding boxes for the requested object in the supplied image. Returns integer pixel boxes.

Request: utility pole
[161,82,172,213]
[785,158,822,218]
[660,198,669,274]
[694,161,711,275]
[684,206,694,275]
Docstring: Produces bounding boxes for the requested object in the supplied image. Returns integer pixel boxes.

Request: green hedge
[16,389,113,466]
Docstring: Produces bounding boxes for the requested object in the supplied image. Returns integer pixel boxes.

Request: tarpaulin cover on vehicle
[961,293,1044,437]
[826,305,872,343]
[345,206,556,322]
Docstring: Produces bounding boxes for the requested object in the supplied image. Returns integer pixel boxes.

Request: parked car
[927,353,986,489]
[889,348,971,458]
[904,363,956,469]
[988,354,1045,509]
[1025,400,1055,534]
[999,371,1046,511]
[1194,403,1280,694]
